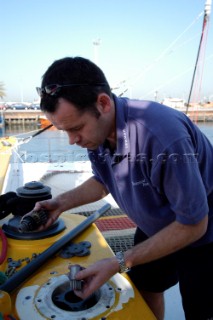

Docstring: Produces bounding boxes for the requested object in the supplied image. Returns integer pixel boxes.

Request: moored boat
[39,114,52,128]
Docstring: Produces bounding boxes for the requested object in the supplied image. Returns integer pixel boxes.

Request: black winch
[0,181,52,218]
[15,181,52,215]
[16,181,51,199]
[0,181,65,239]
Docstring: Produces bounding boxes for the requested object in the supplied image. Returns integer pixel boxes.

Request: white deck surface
[165,284,185,319]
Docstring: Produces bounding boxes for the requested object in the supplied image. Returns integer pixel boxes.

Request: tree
[0,82,6,99]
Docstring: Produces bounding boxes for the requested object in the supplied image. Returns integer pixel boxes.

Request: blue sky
[0,0,212,102]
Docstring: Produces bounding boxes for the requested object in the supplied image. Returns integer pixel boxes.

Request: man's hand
[21,197,63,231]
[74,257,120,299]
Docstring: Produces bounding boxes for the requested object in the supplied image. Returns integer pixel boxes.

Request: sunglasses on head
[36,83,107,97]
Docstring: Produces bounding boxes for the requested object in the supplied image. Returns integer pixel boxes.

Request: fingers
[74,277,99,300]
[75,267,93,281]
[44,215,58,229]
[73,258,117,299]
[34,200,49,211]
[22,199,61,231]
[37,215,58,231]
[74,266,101,299]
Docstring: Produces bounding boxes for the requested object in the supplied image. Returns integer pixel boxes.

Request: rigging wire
[10,124,53,163]
[14,124,53,145]
[114,10,204,97]
[141,53,213,99]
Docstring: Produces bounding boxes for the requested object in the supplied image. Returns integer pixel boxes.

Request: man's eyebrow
[66,124,84,131]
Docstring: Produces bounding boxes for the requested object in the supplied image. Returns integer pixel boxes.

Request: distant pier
[2,110,42,125]
[1,108,213,126]
[186,108,213,122]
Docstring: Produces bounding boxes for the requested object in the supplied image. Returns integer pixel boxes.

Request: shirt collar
[113,95,130,156]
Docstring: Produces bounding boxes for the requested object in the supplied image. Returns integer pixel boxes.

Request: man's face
[45,97,112,150]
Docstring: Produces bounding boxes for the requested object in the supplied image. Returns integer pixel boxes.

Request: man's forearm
[124,215,208,269]
[55,176,108,212]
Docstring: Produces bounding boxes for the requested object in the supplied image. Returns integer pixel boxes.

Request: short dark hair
[39,57,112,114]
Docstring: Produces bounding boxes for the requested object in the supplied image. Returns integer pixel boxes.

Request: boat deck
[0,160,185,319]
[0,136,17,193]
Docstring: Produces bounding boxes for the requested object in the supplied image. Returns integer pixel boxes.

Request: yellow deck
[0,136,156,318]
[0,136,16,194]
[0,213,156,319]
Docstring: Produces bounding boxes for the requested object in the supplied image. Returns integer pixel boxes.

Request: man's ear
[97,93,112,113]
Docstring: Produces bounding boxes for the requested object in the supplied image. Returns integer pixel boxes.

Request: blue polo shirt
[88,95,213,246]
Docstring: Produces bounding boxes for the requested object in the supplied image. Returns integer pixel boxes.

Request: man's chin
[78,142,99,150]
[86,144,99,150]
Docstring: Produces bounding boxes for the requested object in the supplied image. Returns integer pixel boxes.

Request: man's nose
[68,133,80,145]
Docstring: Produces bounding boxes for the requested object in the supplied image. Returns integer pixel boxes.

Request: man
[35,56,213,320]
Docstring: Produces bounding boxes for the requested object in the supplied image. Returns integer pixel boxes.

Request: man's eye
[71,126,82,132]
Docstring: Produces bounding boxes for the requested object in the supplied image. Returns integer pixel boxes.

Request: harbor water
[0,124,89,163]
[0,122,212,164]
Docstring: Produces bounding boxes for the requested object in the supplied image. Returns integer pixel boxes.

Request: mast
[186,0,212,114]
